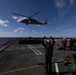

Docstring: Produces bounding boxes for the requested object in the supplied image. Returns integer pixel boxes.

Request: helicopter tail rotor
[43,19,48,24]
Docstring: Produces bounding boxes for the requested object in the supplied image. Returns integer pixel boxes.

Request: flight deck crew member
[42,36,55,75]
[73,38,76,50]
[69,38,74,50]
[62,38,67,50]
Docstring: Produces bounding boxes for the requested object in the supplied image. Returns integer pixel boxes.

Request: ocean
[0,38,17,48]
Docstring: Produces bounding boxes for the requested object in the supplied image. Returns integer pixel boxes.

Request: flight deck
[0,39,75,75]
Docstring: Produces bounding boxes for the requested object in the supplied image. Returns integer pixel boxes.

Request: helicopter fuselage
[20,18,44,25]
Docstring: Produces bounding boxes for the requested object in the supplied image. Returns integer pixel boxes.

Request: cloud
[31,30,37,34]
[73,16,76,19]
[14,27,24,33]
[54,0,74,18]
[58,7,71,18]
[14,30,20,32]
[12,16,18,20]
[70,0,74,4]
[0,19,9,27]
[32,30,35,33]
[55,0,66,9]
[18,27,24,30]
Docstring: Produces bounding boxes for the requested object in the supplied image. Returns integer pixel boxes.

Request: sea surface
[0,38,17,48]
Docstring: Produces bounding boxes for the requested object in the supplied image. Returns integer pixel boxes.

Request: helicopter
[12,11,48,25]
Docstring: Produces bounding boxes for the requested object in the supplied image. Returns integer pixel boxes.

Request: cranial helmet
[46,39,51,43]
[63,37,65,39]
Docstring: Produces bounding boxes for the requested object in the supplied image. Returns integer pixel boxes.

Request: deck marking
[28,45,42,55]
[0,65,40,75]
[30,45,42,54]
[28,45,39,55]
[55,63,59,75]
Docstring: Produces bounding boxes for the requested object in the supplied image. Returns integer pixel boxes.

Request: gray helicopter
[12,11,48,25]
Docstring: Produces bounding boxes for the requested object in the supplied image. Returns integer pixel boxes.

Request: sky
[0,0,76,37]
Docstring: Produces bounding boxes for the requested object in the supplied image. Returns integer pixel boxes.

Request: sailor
[73,38,76,50]
[42,36,55,75]
[69,38,74,50]
[62,38,67,50]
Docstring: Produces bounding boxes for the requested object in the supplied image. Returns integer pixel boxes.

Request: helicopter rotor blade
[31,11,40,17]
[12,13,27,17]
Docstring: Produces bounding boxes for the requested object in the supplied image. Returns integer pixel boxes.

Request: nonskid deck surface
[0,40,75,75]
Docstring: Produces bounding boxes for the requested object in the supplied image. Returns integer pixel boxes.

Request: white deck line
[55,63,59,75]
[28,45,39,55]
[30,45,42,54]
[0,40,16,52]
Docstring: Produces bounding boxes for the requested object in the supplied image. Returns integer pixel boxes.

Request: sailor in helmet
[42,36,55,75]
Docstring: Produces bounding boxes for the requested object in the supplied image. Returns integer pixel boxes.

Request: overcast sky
[0,0,76,37]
